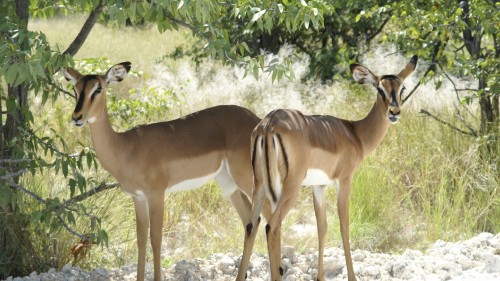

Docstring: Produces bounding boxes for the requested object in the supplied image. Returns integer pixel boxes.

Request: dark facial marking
[74,75,98,113]
[91,86,102,102]
[391,89,398,107]
[380,74,398,80]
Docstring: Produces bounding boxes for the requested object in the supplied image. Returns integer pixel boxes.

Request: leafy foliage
[387,0,499,161]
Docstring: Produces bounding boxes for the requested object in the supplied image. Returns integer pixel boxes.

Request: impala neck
[88,102,124,176]
[352,94,391,157]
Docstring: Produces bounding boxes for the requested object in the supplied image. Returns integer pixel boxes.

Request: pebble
[2,233,499,281]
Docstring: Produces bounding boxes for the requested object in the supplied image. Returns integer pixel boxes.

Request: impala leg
[337,178,356,281]
[236,180,266,281]
[133,196,149,281]
[266,218,283,281]
[312,185,328,281]
[266,183,301,281]
[148,191,165,281]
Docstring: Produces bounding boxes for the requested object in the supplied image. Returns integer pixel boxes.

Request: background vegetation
[0,0,498,278]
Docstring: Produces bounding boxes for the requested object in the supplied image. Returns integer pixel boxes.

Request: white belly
[302,169,334,186]
[168,162,223,192]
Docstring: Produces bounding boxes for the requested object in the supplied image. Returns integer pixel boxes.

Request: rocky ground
[3,232,500,281]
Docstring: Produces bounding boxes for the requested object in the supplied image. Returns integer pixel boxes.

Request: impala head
[62,62,131,127]
[350,55,418,124]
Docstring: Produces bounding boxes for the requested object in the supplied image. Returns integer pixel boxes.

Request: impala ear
[350,64,379,86]
[62,68,82,85]
[105,62,131,84]
[398,55,418,80]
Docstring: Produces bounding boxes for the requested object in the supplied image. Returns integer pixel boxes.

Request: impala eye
[377,87,386,100]
[91,86,102,101]
[400,86,406,98]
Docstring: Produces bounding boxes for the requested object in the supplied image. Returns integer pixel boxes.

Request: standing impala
[236,56,418,281]
[63,62,261,281]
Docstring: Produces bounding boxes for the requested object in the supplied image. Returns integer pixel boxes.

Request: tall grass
[18,17,500,275]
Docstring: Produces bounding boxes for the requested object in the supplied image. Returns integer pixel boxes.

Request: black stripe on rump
[264,136,277,203]
[251,136,259,173]
[276,134,289,179]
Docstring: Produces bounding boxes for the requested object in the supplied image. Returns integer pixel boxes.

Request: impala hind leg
[337,177,357,281]
[148,191,165,281]
[133,195,149,281]
[236,179,266,281]
[312,185,328,281]
[266,182,301,281]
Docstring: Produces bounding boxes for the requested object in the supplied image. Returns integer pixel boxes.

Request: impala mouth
[388,110,400,124]
[73,119,86,127]
[388,116,399,123]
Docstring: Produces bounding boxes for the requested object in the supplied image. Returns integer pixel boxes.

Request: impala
[63,62,261,281]
[236,56,418,281]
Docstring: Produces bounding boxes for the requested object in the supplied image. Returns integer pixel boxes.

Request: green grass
[16,16,500,275]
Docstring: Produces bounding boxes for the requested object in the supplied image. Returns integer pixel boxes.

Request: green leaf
[251,9,266,23]
[6,63,18,84]
[278,4,284,13]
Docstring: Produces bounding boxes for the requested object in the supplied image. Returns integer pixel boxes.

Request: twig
[56,214,88,241]
[64,182,119,205]
[420,109,476,136]
[439,65,477,120]
[0,158,31,164]
[0,169,28,180]
[164,12,209,41]
[402,33,447,104]
[48,80,75,99]
[4,178,45,204]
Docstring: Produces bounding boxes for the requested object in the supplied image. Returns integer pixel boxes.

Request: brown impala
[236,56,418,281]
[63,62,261,281]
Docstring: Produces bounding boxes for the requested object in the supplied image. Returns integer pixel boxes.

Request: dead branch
[420,109,477,137]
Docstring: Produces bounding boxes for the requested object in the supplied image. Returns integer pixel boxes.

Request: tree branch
[403,32,448,104]
[420,109,477,136]
[56,214,88,240]
[366,15,391,42]
[0,158,30,164]
[439,65,477,121]
[63,3,104,56]
[163,11,209,41]
[64,181,119,205]
[0,169,28,180]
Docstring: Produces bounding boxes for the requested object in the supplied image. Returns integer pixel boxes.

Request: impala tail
[252,126,289,210]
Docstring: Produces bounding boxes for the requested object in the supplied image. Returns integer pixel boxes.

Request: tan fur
[236,56,418,281]
[63,63,260,281]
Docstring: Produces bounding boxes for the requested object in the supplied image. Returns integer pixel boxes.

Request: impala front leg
[312,185,328,281]
[337,177,356,281]
[133,195,149,281]
[148,191,166,281]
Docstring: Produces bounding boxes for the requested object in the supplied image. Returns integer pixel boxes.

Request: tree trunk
[0,0,31,278]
